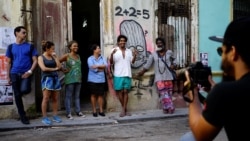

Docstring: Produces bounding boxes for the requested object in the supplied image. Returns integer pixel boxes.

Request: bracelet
[27,70,32,74]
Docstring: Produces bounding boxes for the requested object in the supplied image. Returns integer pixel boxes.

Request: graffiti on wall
[113,0,155,99]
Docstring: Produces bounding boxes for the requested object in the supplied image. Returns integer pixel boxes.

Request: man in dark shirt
[182,16,250,141]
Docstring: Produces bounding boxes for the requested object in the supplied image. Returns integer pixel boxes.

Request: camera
[177,61,212,103]
[188,62,212,89]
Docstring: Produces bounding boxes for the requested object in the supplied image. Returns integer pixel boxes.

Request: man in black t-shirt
[181,16,250,141]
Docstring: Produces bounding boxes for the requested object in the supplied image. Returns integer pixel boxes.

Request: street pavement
[0,108,188,131]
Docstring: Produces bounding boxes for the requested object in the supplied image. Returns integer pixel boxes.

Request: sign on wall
[0,27,15,49]
[200,52,208,66]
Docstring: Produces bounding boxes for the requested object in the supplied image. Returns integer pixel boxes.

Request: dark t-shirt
[202,72,250,140]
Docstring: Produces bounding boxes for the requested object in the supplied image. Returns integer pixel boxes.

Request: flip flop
[119,112,125,117]
[125,112,132,116]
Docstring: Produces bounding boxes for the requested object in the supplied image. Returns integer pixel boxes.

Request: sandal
[119,112,125,117]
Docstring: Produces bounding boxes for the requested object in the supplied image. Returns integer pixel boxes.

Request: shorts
[113,76,131,91]
[41,76,61,91]
[88,82,105,96]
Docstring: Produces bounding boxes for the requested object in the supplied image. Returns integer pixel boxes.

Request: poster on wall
[0,85,13,105]
[200,52,208,66]
[0,55,8,85]
[0,27,15,49]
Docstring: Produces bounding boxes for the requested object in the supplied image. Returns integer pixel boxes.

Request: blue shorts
[113,76,131,91]
[41,76,61,91]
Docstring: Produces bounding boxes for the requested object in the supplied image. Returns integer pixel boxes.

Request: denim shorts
[41,76,61,91]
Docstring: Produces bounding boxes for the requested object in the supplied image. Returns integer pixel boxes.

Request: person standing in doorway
[38,40,62,125]
[137,37,176,114]
[5,26,38,124]
[87,44,107,117]
[109,35,137,117]
[59,40,85,119]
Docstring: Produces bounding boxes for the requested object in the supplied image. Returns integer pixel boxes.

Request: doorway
[71,0,100,110]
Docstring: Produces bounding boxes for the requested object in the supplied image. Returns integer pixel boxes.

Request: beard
[220,58,235,81]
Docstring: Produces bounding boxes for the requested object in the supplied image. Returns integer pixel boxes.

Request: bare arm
[187,87,221,141]
[109,49,117,65]
[59,53,68,63]
[131,49,137,64]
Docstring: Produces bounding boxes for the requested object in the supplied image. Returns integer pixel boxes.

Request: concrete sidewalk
[0,108,188,131]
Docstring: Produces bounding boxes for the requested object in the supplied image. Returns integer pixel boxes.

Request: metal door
[158,0,191,68]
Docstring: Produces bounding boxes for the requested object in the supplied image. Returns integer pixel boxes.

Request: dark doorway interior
[71,0,100,109]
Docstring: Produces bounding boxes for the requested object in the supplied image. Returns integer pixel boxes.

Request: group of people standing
[5,26,177,126]
[6,16,250,140]
[5,26,108,125]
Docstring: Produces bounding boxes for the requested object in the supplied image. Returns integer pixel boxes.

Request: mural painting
[112,0,156,103]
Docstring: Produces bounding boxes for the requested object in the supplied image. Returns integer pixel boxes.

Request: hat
[209,16,250,56]
[209,16,250,45]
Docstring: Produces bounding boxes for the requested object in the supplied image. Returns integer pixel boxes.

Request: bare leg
[117,90,125,117]
[98,95,104,113]
[123,90,131,116]
[91,94,97,113]
[51,91,59,116]
[41,90,51,117]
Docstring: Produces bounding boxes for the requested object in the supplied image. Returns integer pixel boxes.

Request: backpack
[7,43,35,65]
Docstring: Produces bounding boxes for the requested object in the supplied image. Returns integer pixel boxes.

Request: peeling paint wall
[101,0,161,112]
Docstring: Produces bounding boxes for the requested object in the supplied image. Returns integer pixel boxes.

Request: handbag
[158,53,177,80]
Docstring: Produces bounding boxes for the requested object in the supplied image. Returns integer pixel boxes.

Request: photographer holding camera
[181,16,250,141]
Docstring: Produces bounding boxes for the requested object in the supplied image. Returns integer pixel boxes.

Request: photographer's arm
[188,87,221,141]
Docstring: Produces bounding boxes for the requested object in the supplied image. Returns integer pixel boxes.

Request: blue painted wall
[199,0,231,82]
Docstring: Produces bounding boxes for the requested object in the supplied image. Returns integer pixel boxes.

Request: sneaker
[76,112,86,118]
[66,114,74,120]
[42,117,52,125]
[52,115,62,123]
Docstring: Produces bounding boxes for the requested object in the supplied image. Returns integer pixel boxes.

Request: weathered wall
[0,0,35,119]
[101,0,166,112]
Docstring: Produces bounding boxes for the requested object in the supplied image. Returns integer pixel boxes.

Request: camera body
[177,62,212,103]
[188,65,211,89]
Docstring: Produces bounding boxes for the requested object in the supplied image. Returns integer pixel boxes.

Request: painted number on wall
[115,6,150,19]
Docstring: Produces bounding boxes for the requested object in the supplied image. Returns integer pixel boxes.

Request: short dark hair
[14,26,26,37]
[155,37,166,46]
[117,35,127,43]
[90,44,100,52]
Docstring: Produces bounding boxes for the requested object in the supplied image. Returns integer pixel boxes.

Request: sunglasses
[217,47,222,56]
